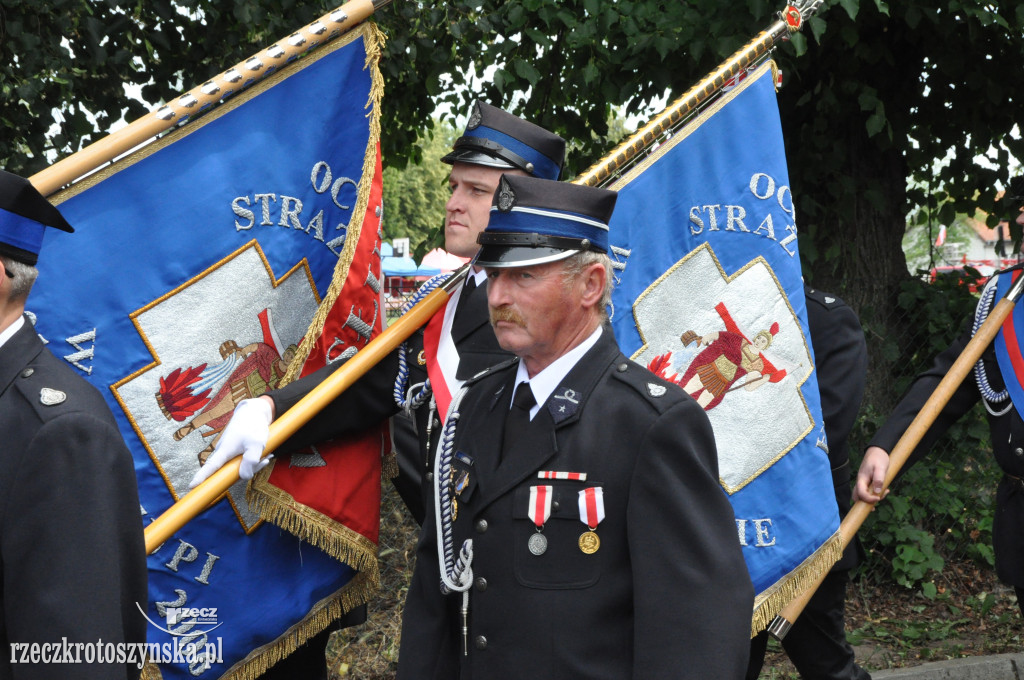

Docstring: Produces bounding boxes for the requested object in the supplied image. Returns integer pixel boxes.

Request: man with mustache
[189,103,565,679]
[397,174,753,678]
[192,101,565,522]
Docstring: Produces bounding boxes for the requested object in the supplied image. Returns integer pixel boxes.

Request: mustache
[489,306,526,327]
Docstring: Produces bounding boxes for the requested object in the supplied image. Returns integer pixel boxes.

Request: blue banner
[28,26,384,679]
[608,62,840,628]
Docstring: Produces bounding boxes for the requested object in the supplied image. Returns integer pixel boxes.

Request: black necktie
[500,382,536,462]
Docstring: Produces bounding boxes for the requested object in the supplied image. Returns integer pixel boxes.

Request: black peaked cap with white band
[475,175,617,268]
[441,101,566,180]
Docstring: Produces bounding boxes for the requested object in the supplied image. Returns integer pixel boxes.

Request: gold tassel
[246,480,381,573]
[749,530,844,637]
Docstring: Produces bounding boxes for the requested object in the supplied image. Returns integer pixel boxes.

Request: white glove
[188,398,274,488]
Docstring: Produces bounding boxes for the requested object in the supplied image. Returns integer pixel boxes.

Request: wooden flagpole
[144,266,469,554]
[575,0,823,189]
[768,274,1024,638]
[30,0,393,197]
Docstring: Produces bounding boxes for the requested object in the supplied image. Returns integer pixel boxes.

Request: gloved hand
[189,397,274,488]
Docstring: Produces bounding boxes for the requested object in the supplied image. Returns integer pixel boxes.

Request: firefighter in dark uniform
[189,103,566,680]
[856,177,1024,616]
[192,101,566,526]
[397,175,754,679]
[747,285,871,679]
[0,170,147,680]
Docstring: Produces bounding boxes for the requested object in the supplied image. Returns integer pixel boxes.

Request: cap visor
[474,245,578,268]
[441,148,518,169]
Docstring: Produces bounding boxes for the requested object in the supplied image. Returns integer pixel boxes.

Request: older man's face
[486,260,594,375]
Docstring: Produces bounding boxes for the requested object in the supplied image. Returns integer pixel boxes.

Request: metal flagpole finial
[780,0,826,32]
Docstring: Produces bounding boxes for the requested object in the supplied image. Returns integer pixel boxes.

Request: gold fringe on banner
[141,571,379,680]
[246,20,387,559]
[750,530,844,637]
[246,480,380,571]
[227,21,385,679]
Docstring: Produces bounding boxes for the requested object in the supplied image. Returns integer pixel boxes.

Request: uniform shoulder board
[611,357,683,412]
[804,286,848,311]
[466,356,518,386]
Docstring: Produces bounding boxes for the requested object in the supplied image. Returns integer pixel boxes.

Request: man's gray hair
[561,250,614,319]
[1,255,39,301]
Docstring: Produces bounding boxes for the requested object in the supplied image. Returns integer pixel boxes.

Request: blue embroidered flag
[607,61,840,630]
[28,25,385,679]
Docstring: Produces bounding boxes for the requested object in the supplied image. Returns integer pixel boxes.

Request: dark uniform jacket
[0,316,147,680]
[270,277,511,524]
[398,329,754,680]
[805,286,867,570]
[869,279,1024,587]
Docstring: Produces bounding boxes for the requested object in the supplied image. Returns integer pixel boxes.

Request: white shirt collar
[467,267,488,288]
[511,325,603,420]
[0,315,25,352]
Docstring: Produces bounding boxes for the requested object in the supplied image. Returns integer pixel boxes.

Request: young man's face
[444,163,523,259]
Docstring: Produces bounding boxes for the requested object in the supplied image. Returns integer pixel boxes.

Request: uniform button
[1015,448,1024,458]
[617,362,628,372]
[475,519,488,533]
[433,417,441,428]
[426,472,434,483]
[474,635,488,650]
[474,577,488,591]
[552,501,560,511]
[20,368,34,378]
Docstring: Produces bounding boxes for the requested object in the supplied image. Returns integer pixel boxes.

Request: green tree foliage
[5,0,1024,399]
[381,119,455,258]
[0,0,338,176]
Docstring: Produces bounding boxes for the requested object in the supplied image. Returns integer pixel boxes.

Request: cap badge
[467,102,482,130]
[40,387,67,406]
[497,177,516,212]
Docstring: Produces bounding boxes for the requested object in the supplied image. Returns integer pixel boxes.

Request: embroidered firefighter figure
[630,244,815,493]
[156,308,297,465]
[114,243,319,531]
[656,300,787,411]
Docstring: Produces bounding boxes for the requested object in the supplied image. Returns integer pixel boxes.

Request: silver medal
[528,532,548,556]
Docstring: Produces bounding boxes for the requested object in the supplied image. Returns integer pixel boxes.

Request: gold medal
[578,530,600,554]
[452,498,459,522]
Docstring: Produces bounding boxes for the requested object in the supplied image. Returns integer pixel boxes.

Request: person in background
[856,176,1024,617]
[747,284,870,680]
[0,169,147,680]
